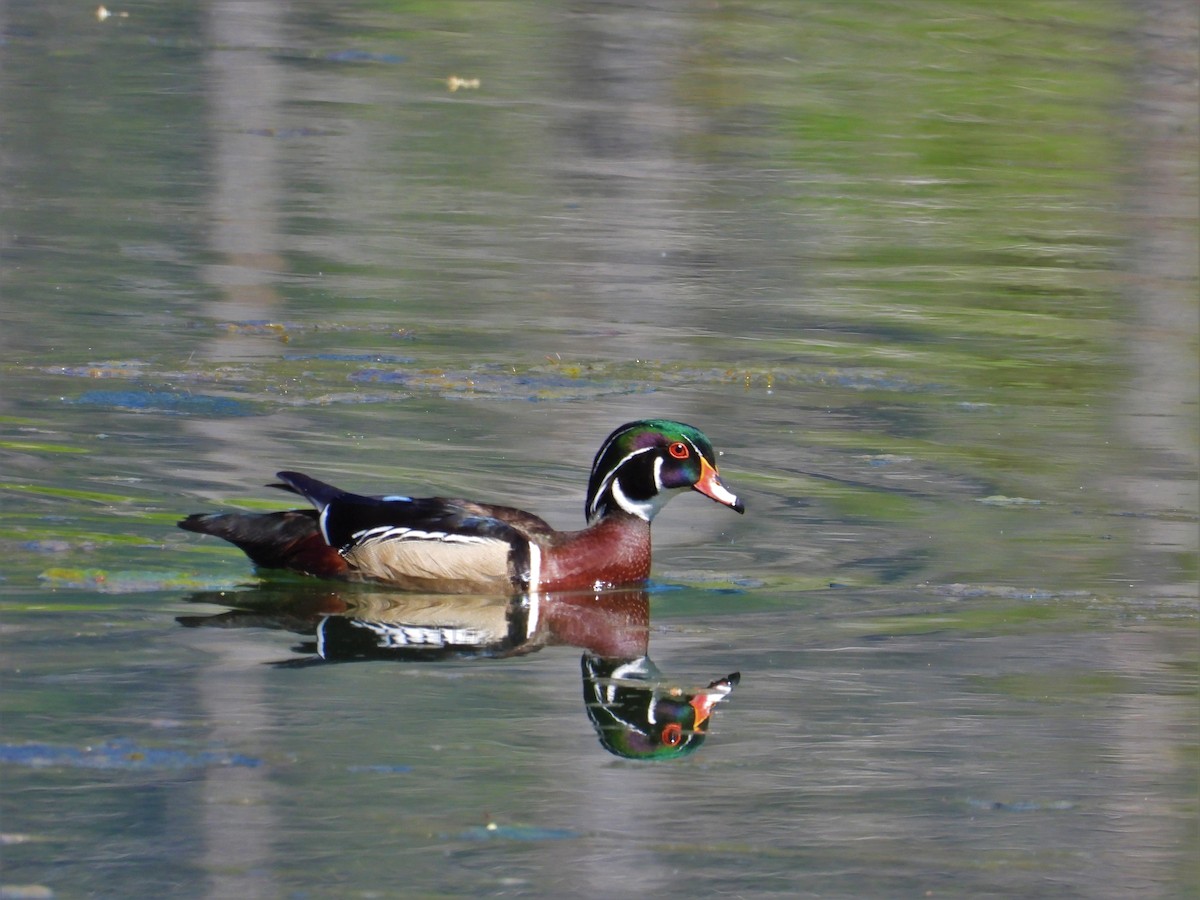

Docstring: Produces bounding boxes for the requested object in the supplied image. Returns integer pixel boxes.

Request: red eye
[668,442,689,459]
[661,723,683,746]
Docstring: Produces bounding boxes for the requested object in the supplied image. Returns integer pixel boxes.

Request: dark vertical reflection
[189,2,290,897]
[1119,0,1199,598]
[1107,1,1198,891]
[536,4,727,890]
[537,2,707,357]
[185,0,301,489]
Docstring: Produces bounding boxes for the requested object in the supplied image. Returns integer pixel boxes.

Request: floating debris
[931,583,1093,601]
[66,391,258,417]
[38,568,238,594]
[215,320,414,339]
[447,76,481,92]
[0,739,260,771]
[325,49,406,65]
[805,369,930,392]
[40,361,147,379]
[348,366,650,402]
[976,495,1044,507]
[657,573,765,591]
[218,320,292,338]
[283,352,415,364]
[20,541,82,555]
[453,822,578,842]
[346,764,413,774]
[855,454,914,467]
[965,797,1075,812]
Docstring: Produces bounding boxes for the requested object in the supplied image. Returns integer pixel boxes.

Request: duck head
[585,419,745,524]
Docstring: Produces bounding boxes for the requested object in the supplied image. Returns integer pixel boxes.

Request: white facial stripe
[652,455,664,492]
[611,477,655,521]
[589,445,658,518]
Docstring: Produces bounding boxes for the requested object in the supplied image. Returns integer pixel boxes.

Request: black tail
[178,510,348,578]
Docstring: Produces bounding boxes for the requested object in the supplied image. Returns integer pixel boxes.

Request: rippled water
[1,1,1196,898]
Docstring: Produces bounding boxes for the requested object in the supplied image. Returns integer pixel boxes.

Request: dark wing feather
[315,496,534,591]
[441,499,556,539]
[271,471,557,541]
[178,510,348,577]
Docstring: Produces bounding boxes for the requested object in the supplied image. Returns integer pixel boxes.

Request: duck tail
[178,509,348,578]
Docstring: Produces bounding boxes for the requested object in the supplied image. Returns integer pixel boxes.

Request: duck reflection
[178,587,738,759]
[583,655,739,760]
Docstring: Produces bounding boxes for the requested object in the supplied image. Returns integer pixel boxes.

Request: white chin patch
[612,477,668,522]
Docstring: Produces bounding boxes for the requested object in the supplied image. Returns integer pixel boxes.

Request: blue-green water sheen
[1,1,1195,898]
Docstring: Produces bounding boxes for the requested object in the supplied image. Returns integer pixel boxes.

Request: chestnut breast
[537,514,652,592]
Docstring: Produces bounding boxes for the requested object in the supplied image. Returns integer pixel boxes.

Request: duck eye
[668,442,689,460]
[661,723,683,746]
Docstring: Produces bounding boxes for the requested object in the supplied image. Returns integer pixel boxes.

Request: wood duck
[582,655,740,759]
[179,419,744,594]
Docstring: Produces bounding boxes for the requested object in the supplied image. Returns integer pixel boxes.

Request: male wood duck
[582,655,739,759]
[179,419,744,594]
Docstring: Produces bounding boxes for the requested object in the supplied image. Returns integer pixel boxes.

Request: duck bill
[694,457,745,514]
[689,672,740,729]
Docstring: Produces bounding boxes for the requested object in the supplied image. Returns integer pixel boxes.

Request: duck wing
[275,471,540,592]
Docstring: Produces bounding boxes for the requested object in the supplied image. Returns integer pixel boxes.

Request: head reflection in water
[582,655,739,760]
[178,586,740,760]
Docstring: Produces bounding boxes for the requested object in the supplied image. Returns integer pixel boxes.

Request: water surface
[1,1,1196,897]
